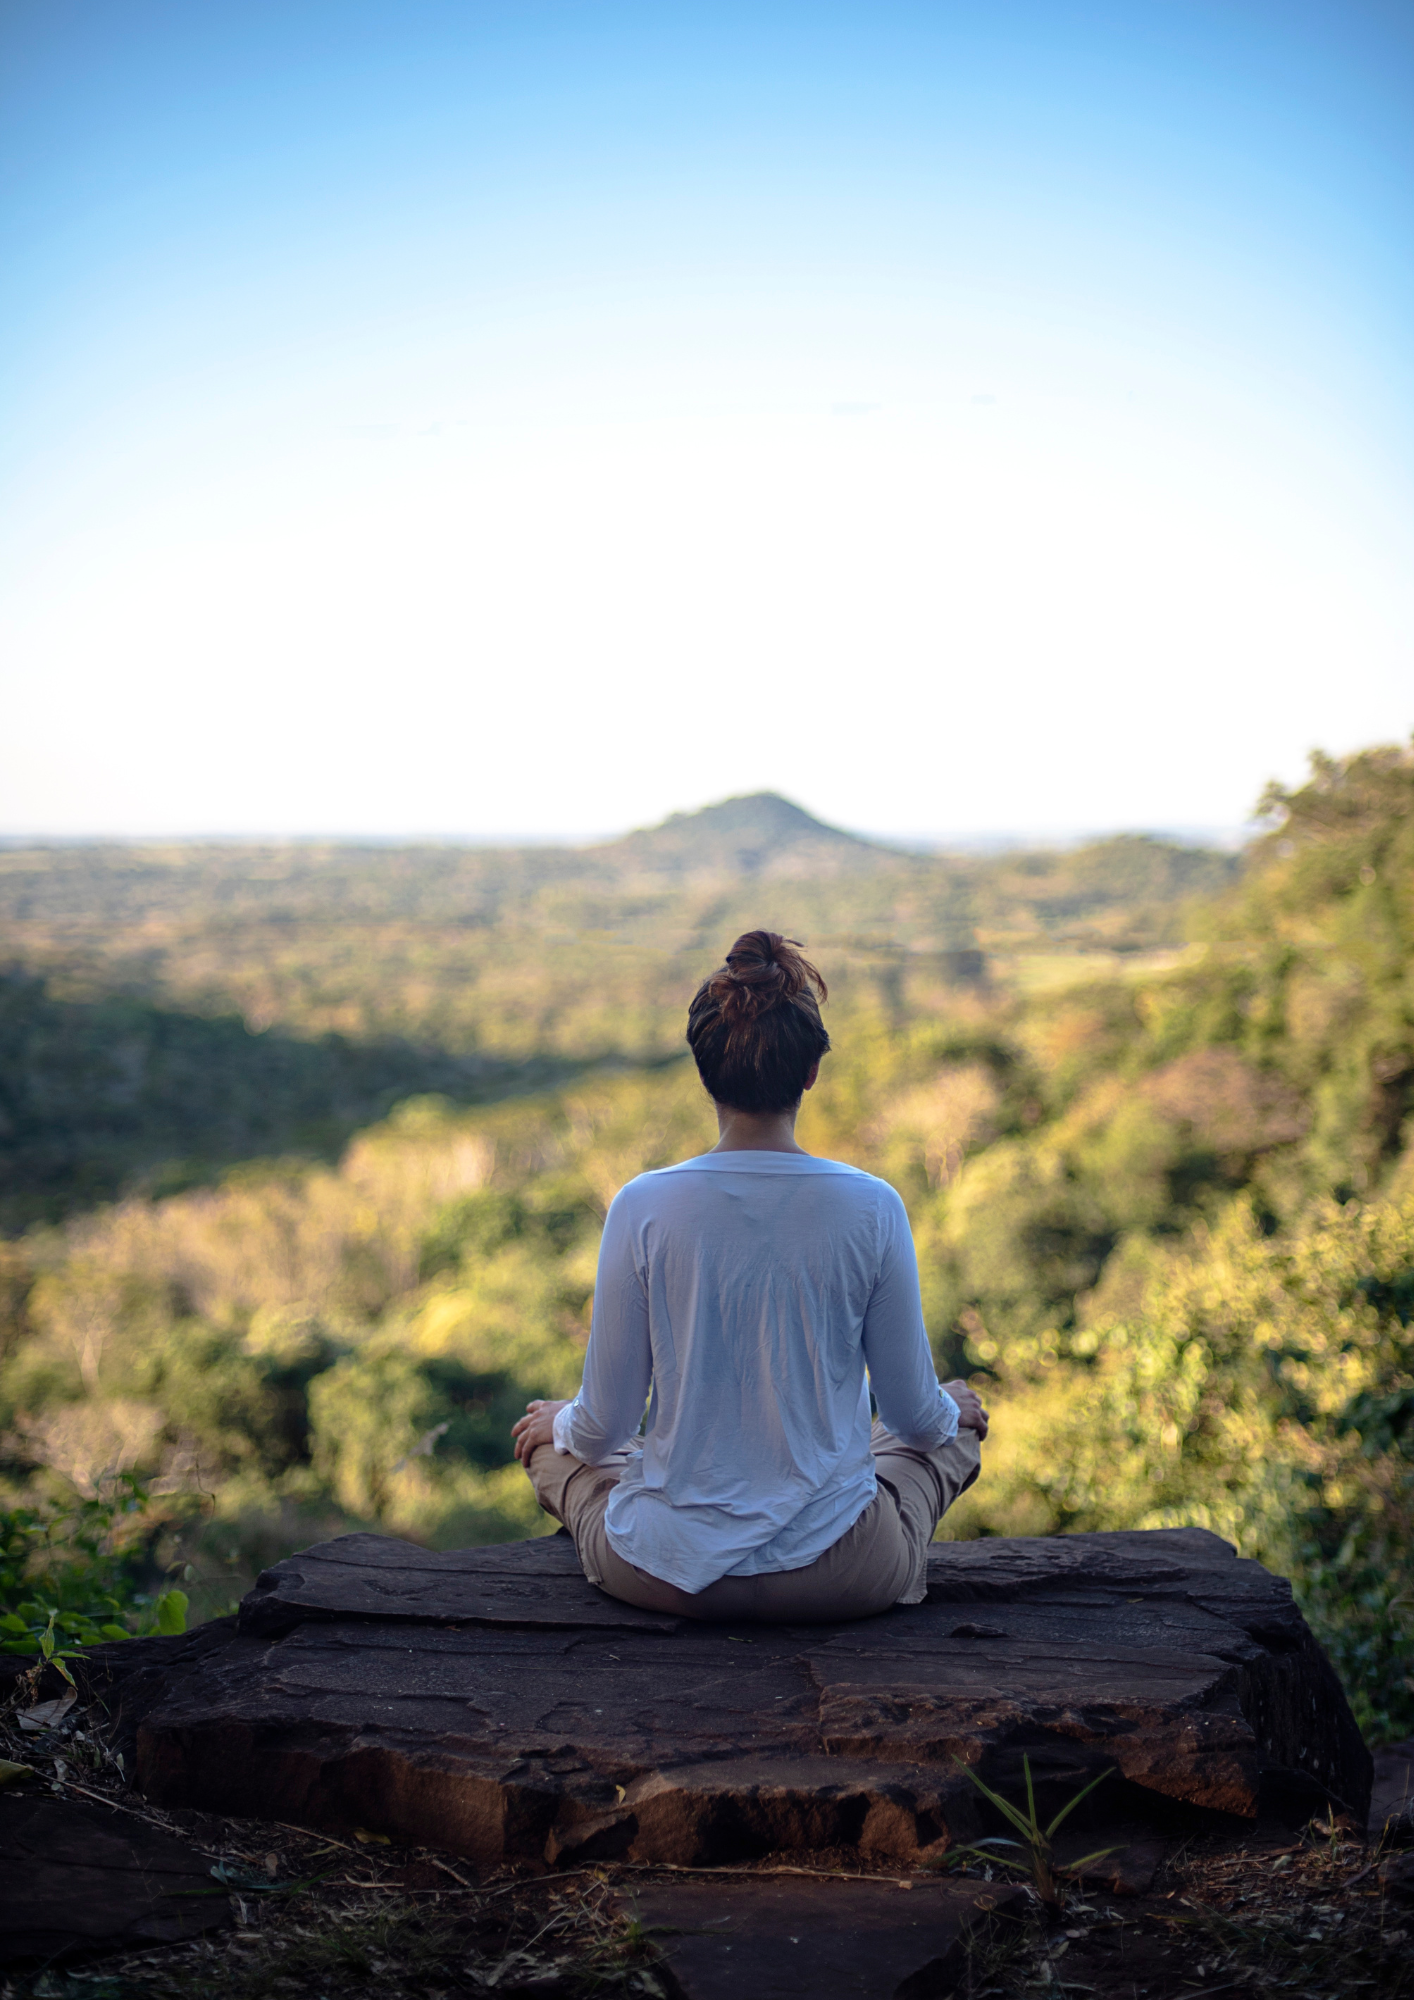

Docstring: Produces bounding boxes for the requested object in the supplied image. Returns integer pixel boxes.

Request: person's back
[584,1151,950,1592]
[513,930,989,1623]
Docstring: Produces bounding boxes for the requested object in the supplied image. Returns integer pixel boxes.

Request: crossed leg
[526,1423,981,1624]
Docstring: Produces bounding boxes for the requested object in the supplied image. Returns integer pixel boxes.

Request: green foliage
[0,1475,188,1666]
[0,968,586,1231]
[987,1194,1414,1737]
[308,1349,532,1513]
[949,1755,1116,1911]
[1207,741,1414,1198]
[0,820,1233,1229]
[0,750,1411,1729]
[419,1189,529,1278]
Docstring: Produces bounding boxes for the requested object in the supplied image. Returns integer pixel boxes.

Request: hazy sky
[2,0,1410,841]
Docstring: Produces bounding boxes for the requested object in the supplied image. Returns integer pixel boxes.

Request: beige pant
[527,1420,981,1624]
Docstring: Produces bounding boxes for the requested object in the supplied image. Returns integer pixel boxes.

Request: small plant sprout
[949,1755,1119,1914]
[36,1608,78,1688]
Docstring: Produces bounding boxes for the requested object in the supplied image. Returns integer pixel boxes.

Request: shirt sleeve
[862,1184,959,1450]
[554,1186,653,1464]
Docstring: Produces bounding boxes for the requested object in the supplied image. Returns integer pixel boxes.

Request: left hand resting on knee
[942,1380,989,1440]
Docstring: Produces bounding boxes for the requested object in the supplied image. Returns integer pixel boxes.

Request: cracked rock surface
[73,1525,1370,1868]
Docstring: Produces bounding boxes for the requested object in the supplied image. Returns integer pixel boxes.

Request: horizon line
[0,820,1255,855]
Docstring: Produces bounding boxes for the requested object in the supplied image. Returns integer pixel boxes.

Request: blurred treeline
[0,797,1233,1228]
[1,760,1410,1736]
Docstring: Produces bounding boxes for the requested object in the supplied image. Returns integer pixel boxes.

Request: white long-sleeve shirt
[552,1150,959,1595]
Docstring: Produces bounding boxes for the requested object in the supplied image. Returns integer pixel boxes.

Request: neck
[711,1102,807,1154]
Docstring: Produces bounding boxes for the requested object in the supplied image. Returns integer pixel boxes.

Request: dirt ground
[3,1692,1412,2000]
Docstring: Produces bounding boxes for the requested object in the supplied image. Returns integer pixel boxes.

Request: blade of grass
[944,1845,1034,1876]
[1058,1845,1124,1875]
[952,1759,1038,1839]
[170,1865,338,1900]
[1045,1766,1112,1839]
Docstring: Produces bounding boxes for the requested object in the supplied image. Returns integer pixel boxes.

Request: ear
[802,1060,821,1093]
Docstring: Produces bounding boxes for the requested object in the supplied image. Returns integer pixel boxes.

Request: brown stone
[617,1877,1028,2000]
[70,1526,1370,1871]
[239,1529,680,1637]
[813,1647,1260,1814]
[0,1795,231,1965]
[1051,1823,1170,1895]
[1371,1738,1413,1840]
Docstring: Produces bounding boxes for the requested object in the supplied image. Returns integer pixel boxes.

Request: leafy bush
[1,1475,188,1676]
[998,1194,1414,1738]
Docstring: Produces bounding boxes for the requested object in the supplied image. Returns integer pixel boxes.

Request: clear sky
[2,0,1410,841]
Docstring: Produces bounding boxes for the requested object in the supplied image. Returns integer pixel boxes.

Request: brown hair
[686,930,831,1114]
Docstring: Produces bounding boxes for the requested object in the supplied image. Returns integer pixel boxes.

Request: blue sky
[2,0,1410,840]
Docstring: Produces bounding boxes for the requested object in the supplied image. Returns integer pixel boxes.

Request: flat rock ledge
[0,1796,232,1966]
[76,1527,1370,1872]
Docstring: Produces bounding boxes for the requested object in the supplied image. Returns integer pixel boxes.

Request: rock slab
[240,1530,681,1637]
[74,1526,1371,1870]
[621,1877,1028,2000]
[1371,1739,1414,1840]
[0,1795,231,1965]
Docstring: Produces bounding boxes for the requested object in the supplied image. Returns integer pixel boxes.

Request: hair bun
[710,930,827,1026]
[686,930,831,1112]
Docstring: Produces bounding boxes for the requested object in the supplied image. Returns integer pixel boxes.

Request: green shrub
[1019,1193,1414,1738]
[1,1475,188,1672]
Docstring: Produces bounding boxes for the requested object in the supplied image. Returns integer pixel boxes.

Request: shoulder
[608,1156,905,1209]
[802,1158,905,1202]
[810,1160,908,1222]
[604,1162,697,1217]
[605,1172,658,1213]
[834,1169,912,1235]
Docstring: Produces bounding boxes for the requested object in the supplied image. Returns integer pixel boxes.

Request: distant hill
[0,807,1247,1222]
[594,792,906,880]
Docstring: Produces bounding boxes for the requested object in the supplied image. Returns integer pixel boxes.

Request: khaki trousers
[526,1421,981,1624]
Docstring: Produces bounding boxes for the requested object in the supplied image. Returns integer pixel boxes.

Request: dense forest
[1,751,1410,1738]
[0,799,1233,1227]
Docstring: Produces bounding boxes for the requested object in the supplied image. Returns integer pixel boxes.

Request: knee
[526,1440,576,1519]
[525,1439,560,1489]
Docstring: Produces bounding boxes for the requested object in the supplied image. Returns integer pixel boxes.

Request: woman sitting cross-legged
[512,929,988,1623]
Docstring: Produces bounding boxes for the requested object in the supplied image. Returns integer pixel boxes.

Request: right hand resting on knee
[942,1380,989,1440]
[512,1398,570,1462]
